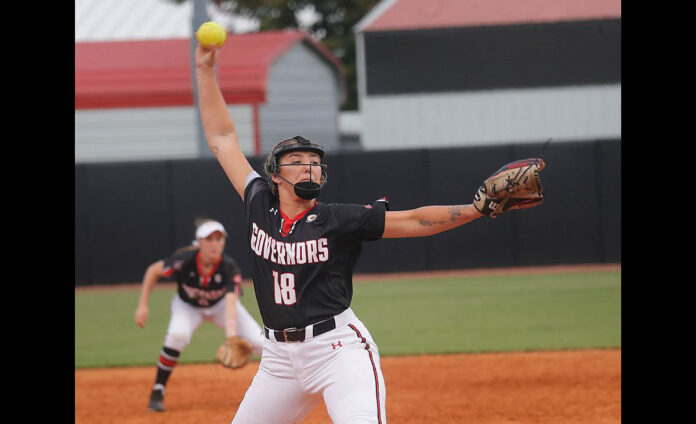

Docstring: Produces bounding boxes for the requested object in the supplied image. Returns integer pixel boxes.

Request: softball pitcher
[134,218,264,412]
[195,39,542,423]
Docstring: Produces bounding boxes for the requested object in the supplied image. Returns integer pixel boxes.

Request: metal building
[353,0,621,150]
[75,30,346,163]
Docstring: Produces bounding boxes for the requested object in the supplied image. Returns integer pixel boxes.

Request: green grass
[75,270,620,368]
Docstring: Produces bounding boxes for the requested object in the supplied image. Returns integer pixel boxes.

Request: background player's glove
[473,158,545,218]
[216,336,253,369]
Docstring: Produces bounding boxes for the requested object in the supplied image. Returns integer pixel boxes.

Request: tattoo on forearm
[448,206,463,222]
[419,207,463,227]
[419,218,447,227]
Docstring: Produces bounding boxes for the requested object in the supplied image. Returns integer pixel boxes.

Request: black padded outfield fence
[75,139,620,285]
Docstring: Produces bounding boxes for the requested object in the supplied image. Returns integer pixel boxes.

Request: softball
[196,21,227,49]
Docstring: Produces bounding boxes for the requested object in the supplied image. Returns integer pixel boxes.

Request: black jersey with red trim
[243,174,387,330]
[162,249,243,308]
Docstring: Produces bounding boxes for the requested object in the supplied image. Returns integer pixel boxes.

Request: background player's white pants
[231,308,387,424]
[163,295,264,354]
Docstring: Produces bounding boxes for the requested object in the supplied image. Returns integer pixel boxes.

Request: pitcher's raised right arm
[195,44,252,199]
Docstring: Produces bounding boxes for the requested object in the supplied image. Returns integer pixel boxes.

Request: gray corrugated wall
[360,85,621,149]
[75,105,256,163]
[260,42,341,153]
[75,139,620,286]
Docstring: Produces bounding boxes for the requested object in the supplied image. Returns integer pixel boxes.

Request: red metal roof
[361,0,621,32]
[75,30,343,109]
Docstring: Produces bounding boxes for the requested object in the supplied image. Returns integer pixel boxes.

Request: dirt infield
[75,348,620,423]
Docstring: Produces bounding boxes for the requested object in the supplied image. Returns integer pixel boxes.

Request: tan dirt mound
[75,348,620,423]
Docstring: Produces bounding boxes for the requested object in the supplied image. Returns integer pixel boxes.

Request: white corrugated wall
[360,84,621,149]
[75,105,255,163]
[260,42,341,153]
[75,0,257,42]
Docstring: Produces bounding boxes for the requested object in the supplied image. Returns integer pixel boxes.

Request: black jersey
[162,248,243,308]
[244,174,387,330]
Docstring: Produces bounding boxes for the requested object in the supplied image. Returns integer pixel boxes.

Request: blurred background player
[193,40,543,423]
[134,218,264,412]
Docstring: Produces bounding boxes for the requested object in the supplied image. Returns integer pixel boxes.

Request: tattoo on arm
[419,218,447,227]
[418,206,463,227]
[448,206,463,222]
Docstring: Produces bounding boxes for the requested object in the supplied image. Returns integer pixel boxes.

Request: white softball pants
[163,294,264,354]
[231,308,387,424]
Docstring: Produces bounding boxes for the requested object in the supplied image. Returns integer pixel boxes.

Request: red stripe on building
[75,30,344,110]
[364,0,622,32]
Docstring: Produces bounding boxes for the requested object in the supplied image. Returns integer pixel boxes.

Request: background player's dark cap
[272,136,325,162]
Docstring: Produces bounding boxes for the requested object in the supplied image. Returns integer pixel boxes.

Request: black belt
[264,317,336,342]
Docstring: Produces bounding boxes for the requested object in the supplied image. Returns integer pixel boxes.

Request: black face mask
[293,180,322,200]
[275,164,328,200]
